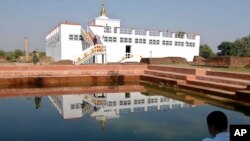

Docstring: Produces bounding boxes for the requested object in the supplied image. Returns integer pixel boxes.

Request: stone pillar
[24,37,29,62]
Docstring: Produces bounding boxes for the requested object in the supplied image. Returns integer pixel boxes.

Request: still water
[0,84,250,141]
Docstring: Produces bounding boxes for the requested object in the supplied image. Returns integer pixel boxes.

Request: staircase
[74,44,106,65]
[141,65,250,101]
[74,28,106,65]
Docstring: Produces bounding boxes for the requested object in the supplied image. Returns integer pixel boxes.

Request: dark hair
[207,111,228,131]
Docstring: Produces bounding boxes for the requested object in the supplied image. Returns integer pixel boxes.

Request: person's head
[206,111,228,137]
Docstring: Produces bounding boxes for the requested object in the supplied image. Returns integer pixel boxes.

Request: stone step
[236,90,250,97]
[178,83,235,99]
[206,70,250,81]
[140,74,185,87]
[148,65,198,75]
[144,70,195,80]
[236,90,250,102]
[186,80,246,92]
[196,75,250,86]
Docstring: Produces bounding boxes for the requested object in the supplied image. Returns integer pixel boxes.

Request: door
[125,45,131,58]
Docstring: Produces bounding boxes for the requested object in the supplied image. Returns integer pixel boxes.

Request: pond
[0,84,250,141]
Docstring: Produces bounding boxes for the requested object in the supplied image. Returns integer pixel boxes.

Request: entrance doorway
[125,45,131,58]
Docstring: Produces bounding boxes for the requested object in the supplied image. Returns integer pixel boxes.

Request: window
[103,36,117,42]
[135,38,146,44]
[186,42,195,47]
[69,34,82,41]
[104,26,111,33]
[107,101,116,106]
[162,40,172,46]
[175,41,184,46]
[120,37,132,43]
[69,35,73,40]
[70,104,75,109]
[114,27,118,33]
[74,35,79,40]
[79,35,83,40]
[160,105,170,110]
[149,39,160,45]
[120,100,131,106]
[134,107,145,112]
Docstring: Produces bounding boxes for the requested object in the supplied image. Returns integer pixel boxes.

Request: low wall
[205,56,250,67]
[0,64,147,86]
[140,57,187,64]
[0,64,147,77]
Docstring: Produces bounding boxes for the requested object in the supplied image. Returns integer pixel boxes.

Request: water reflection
[1,84,250,141]
[49,92,194,122]
[34,96,42,109]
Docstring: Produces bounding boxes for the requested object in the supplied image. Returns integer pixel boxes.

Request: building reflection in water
[49,92,194,123]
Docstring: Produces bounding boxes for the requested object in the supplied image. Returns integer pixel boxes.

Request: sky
[0,0,250,52]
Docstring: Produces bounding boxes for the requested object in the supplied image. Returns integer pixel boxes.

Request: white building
[46,2,200,64]
[49,92,192,120]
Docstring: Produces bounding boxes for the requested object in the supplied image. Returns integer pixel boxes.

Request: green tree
[200,44,215,58]
[217,42,237,56]
[234,35,250,56]
[39,51,46,58]
[0,50,5,57]
[14,49,23,58]
[6,51,15,61]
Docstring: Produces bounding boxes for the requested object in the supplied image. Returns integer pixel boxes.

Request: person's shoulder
[202,138,213,141]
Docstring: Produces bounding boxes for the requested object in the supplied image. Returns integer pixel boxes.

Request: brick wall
[140,57,187,64]
[193,56,205,65]
[205,56,250,67]
[0,64,148,77]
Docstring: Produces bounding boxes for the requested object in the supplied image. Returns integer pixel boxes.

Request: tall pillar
[24,37,29,62]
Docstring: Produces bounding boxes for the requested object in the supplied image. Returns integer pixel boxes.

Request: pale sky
[0,0,250,52]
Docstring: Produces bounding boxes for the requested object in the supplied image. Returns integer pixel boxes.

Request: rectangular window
[149,39,160,45]
[69,35,73,40]
[120,37,132,43]
[74,35,78,40]
[104,26,112,33]
[135,38,139,44]
[108,37,112,42]
[104,37,108,42]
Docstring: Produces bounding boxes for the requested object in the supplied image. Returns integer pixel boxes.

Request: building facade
[45,2,200,63]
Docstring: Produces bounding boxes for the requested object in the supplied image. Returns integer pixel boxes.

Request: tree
[200,44,215,58]
[0,50,5,57]
[217,42,237,56]
[14,49,23,59]
[39,52,46,58]
[234,35,250,56]
[6,51,15,61]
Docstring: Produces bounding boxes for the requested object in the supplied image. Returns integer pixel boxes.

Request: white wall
[61,24,83,61]
[89,25,200,62]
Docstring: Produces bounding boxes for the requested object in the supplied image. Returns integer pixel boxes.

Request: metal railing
[74,44,106,65]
